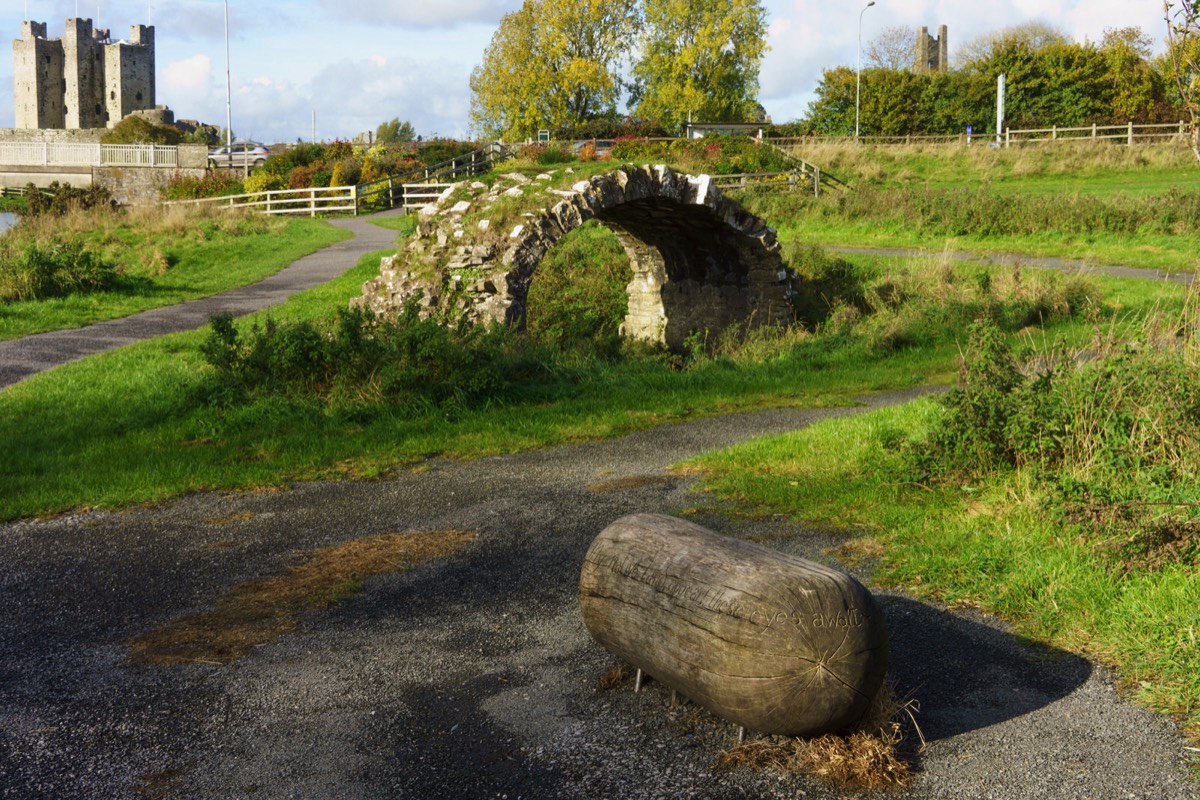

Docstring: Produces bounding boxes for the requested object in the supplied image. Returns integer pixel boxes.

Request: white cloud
[162,54,212,91]
[315,0,519,29]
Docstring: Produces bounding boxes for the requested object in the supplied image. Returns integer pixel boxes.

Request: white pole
[224,0,232,150]
[855,1,875,143]
[996,73,1006,147]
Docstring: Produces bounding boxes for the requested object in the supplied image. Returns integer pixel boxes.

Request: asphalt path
[0,389,1194,799]
[0,211,404,390]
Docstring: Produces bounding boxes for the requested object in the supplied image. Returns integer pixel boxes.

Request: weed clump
[911,314,1200,571]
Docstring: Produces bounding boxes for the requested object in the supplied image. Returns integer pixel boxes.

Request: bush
[243,171,287,194]
[22,183,115,218]
[0,239,116,301]
[101,116,183,145]
[199,303,576,413]
[163,171,241,200]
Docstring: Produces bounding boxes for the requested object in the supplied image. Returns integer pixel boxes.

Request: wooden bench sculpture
[579,514,889,737]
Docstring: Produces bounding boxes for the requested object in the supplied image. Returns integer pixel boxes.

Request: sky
[0,1,1174,144]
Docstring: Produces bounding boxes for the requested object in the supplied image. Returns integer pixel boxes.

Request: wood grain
[579,513,888,736]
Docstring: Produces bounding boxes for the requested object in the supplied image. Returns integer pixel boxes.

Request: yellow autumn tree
[469,0,641,140]
[630,0,769,133]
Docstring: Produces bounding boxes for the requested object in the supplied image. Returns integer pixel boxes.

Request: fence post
[1092,123,1097,139]
[813,167,820,198]
[1128,121,1134,147]
[309,189,316,217]
[352,184,359,216]
[266,190,272,214]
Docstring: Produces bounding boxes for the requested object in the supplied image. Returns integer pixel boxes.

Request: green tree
[100,116,183,145]
[1164,0,1200,161]
[629,0,769,133]
[469,0,640,140]
[1101,27,1167,123]
[375,118,416,144]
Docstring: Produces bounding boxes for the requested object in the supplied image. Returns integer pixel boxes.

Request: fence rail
[0,141,180,168]
[166,185,358,216]
[772,122,1190,149]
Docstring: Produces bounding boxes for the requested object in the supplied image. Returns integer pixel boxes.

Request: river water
[0,212,16,233]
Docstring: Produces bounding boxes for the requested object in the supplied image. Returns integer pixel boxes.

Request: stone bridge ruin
[355,165,797,351]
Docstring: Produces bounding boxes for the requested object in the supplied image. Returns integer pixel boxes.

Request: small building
[13,18,156,130]
[915,25,948,75]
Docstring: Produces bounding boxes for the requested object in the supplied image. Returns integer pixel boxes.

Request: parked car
[208,142,270,169]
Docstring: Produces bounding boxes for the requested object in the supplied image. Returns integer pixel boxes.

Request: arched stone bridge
[356,165,797,351]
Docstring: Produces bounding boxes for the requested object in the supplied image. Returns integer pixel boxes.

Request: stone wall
[0,127,105,143]
[92,163,205,205]
[356,165,796,351]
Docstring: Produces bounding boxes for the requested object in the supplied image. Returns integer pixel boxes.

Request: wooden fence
[167,185,358,216]
[773,122,1190,149]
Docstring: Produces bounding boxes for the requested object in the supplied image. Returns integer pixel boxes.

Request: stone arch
[357,165,796,351]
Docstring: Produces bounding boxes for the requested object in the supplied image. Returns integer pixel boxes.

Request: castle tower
[914,24,948,74]
[11,18,156,130]
[104,25,156,128]
[63,18,109,129]
[12,21,65,129]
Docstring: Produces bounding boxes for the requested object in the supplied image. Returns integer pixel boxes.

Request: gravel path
[0,212,403,390]
[0,387,1193,799]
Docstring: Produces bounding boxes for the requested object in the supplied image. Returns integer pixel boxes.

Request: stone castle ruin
[13,18,157,130]
[914,25,948,75]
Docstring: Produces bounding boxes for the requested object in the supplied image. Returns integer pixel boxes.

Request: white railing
[0,141,179,168]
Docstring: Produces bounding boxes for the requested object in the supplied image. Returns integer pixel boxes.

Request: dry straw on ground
[717,681,924,791]
[127,529,476,665]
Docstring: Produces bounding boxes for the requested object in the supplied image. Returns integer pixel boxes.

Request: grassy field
[753,142,1200,272]
[0,207,350,340]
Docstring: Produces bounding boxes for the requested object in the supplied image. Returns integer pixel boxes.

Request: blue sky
[0,1,1172,143]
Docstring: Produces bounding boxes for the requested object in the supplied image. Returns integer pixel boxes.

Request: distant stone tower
[12,18,156,130]
[914,25,948,74]
[12,21,65,128]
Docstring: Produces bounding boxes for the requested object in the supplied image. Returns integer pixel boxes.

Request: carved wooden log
[579,513,888,737]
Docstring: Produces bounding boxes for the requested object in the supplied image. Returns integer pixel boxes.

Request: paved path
[828,245,1196,284]
[0,211,405,390]
[0,390,1193,799]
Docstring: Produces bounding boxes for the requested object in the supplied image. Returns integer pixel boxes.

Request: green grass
[0,241,973,522]
[0,214,350,340]
[686,396,1200,744]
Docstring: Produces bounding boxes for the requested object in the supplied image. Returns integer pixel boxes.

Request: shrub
[329,162,346,187]
[101,116,183,145]
[243,171,287,194]
[22,182,115,218]
[0,239,116,301]
[163,170,241,200]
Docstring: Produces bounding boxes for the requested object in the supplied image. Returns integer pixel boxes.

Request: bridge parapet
[355,164,797,351]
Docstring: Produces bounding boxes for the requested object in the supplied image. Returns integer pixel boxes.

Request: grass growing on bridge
[0,205,350,340]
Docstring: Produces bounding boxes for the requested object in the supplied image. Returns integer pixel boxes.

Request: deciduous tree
[1164,0,1200,161]
[375,118,416,144]
[865,25,916,71]
[629,0,768,133]
[469,0,640,141]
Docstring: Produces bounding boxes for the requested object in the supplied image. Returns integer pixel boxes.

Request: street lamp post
[855,1,875,143]
[224,0,232,151]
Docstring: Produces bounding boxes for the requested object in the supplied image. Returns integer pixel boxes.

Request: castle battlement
[12,18,155,130]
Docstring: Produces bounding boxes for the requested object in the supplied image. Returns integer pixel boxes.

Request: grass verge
[0,207,350,340]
